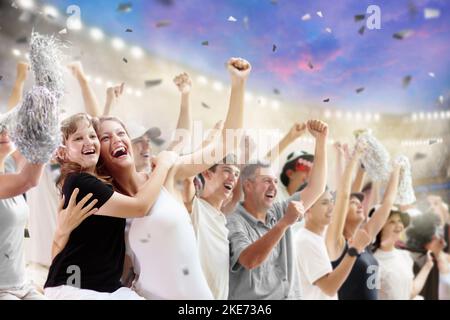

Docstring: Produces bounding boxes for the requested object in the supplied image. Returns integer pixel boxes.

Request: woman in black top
[44,113,178,299]
[327,163,401,300]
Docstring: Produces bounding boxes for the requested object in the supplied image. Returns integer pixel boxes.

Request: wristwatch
[347,247,361,258]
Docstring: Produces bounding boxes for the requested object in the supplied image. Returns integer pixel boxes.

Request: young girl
[44,113,178,299]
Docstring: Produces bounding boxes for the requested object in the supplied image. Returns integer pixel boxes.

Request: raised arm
[67,61,102,117]
[326,146,363,260]
[103,83,125,116]
[174,58,251,180]
[351,165,366,193]
[167,73,192,152]
[238,201,304,269]
[363,164,401,239]
[264,122,306,165]
[298,120,328,210]
[96,151,178,218]
[411,251,434,299]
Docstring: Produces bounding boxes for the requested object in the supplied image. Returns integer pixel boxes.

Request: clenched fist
[173,72,192,94]
[282,201,305,226]
[227,57,251,83]
[307,119,328,140]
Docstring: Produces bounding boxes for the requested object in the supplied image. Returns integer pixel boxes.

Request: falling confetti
[0,75,3,81]
[58,28,67,34]
[413,152,427,161]
[201,40,209,46]
[140,238,149,243]
[272,44,277,52]
[201,102,211,109]
[354,14,365,22]
[4,253,9,259]
[428,72,435,78]
[24,228,30,238]
[145,79,163,87]
[358,26,365,35]
[273,88,280,95]
[403,75,412,88]
[182,268,189,275]
[424,8,440,19]
[393,29,414,40]
[317,11,323,18]
[356,87,365,94]
[301,13,311,21]
[125,28,133,32]
[325,27,332,33]
[409,1,418,17]
[307,61,314,69]
[117,2,132,13]
[270,0,278,4]
[155,20,171,28]
[16,36,27,44]
[323,98,330,103]
[228,16,237,22]
[429,139,438,145]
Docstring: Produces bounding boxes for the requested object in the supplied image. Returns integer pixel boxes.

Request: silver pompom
[357,131,391,182]
[29,32,65,100]
[394,155,416,205]
[9,86,61,163]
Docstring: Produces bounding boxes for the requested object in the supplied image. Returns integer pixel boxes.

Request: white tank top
[129,188,213,300]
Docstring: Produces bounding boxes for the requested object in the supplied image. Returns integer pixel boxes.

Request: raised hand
[106,83,125,100]
[173,72,192,94]
[307,119,328,140]
[16,61,29,82]
[227,57,251,83]
[67,61,85,80]
[288,122,307,141]
[348,228,371,253]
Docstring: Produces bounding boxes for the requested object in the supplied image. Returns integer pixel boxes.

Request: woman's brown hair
[56,113,111,191]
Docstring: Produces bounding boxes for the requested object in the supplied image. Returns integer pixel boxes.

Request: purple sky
[46,0,450,113]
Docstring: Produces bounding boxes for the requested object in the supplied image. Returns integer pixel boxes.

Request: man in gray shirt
[226,120,328,300]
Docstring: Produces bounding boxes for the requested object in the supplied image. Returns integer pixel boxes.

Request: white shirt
[129,188,213,300]
[295,228,337,300]
[191,197,229,300]
[374,248,414,300]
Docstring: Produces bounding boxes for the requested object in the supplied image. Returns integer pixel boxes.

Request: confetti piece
[428,72,435,78]
[354,14,365,22]
[24,228,30,238]
[429,139,438,145]
[228,16,237,22]
[272,44,277,52]
[301,13,311,21]
[123,57,128,63]
[58,28,67,34]
[307,61,314,69]
[270,0,278,4]
[145,79,163,87]
[155,20,171,27]
[0,76,3,81]
[403,75,412,88]
[323,98,330,102]
[393,29,414,40]
[413,152,427,161]
[182,268,189,275]
[317,11,323,18]
[125,28,133,32]
[201,102,211,109]
[117,2,132,13]
[16,36,27,44]
[356,87,365,94]
[424,8,440,19]
[358,26,365,35]
[439,95,444,104]
[201,40,209,46]
[156,0,174,6]
[325,27,332,33]
[4,253,9,259]
[273,88,280,95]
[140,239,149,243]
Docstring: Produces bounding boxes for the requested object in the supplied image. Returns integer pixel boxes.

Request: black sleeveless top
[331,242,379,300]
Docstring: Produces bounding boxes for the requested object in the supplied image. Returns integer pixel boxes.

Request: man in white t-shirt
[189,155,240,300]
[295,189,371,300]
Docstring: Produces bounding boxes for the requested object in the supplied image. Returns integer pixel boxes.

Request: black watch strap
[347,247,361,258]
